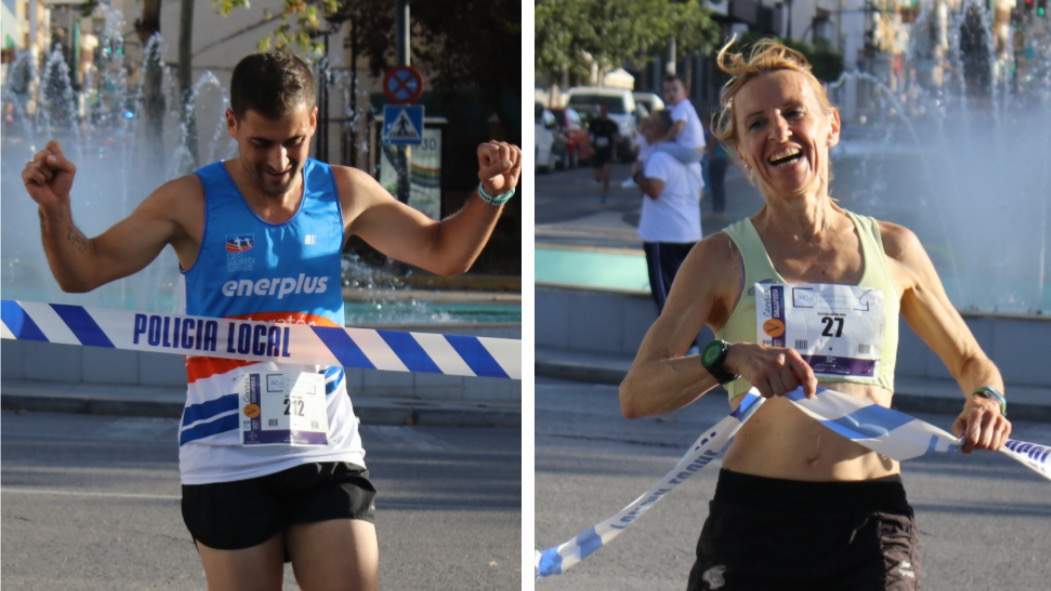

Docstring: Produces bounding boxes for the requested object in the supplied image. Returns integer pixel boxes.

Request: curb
[1,394,520,429]
[536,360,1051,422]
[535,359,625,384]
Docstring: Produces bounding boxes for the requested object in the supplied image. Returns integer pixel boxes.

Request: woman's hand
[952,396,1011,453]
[724,342,818,398]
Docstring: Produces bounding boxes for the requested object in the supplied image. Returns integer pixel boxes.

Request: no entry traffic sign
[383,65,424,104]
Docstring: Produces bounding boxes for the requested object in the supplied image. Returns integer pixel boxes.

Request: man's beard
[257,163,298,196]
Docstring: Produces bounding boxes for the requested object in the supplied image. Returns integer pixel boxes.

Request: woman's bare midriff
[721,382,900,482]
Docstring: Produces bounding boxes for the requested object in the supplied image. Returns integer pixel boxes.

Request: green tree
[663,0,719,62]
[212,1,517,91]
[734,32,844,82]
[536,0,592,82]
[536,0,718,85]
[213,0,339,57]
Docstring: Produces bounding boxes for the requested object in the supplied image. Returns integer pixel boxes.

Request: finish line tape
[536,386,1049,579]
[535,391,766,579]
[0,299,520,380]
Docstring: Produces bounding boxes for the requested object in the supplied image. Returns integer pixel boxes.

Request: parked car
[550,107,593,168]
[565,86,639,161]
[535,102,568,173]
[633,91,665,116]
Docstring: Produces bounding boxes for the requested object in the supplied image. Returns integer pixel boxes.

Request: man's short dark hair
[663,74,684,87]
[230,52,315,120]
[651,109,674,134]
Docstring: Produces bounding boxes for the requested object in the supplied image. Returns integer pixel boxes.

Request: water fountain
[827,0,1051,315]
[0,6,519,327]
[1,5,221,314]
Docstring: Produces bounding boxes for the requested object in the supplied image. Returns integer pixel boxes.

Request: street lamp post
[395,0,411,205]
[313,6,350,164]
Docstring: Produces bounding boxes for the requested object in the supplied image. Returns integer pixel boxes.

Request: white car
[565,86,639,161]
[535,103,566,173]
[633,92,665,116]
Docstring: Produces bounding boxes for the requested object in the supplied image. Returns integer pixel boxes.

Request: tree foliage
[734,32,845,82]
[536,0,719,82]
[213,1,518,91]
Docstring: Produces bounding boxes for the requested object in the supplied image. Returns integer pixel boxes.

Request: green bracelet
[972,386,1007,416]
[477,182,515,206]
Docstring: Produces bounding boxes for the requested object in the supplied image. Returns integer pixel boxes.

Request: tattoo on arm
[40,210,90,253]
[66,226,90,252]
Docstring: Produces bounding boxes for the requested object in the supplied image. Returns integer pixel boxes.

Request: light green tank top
[716,210,899,401]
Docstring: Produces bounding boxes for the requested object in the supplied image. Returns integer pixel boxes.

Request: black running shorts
[687,469,920,591]
[181,461,376,556]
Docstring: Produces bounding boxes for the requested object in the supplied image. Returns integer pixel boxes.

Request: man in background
[588,105,619,203]
[633,110,702,313]
[662,75,706,157]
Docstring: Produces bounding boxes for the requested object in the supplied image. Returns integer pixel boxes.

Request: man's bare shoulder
[328,164,378,188]
[328,164,389,206]
[138,174,204,228]
[147,174,204,203]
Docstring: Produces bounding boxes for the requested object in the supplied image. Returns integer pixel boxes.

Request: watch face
[702,342,722,366]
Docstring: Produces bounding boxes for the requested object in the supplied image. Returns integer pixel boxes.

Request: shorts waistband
[713,469,910,515]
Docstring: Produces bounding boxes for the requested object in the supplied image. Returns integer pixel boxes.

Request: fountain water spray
[826,0,1050,314]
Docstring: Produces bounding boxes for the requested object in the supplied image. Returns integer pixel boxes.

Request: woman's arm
[881,221,1012,452]
[619,237,725,418]
[619,234,817,418]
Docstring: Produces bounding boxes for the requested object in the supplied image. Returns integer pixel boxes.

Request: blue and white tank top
[179,158,365,485]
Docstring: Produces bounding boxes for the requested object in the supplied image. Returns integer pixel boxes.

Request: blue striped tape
[378,330,442,374]
[446,335,509,378]
[823,404,912,440]
[537,387,1049,579]
[1,299,519,380]
[50,304,115,348]
[311,326,375,370]
[1,300,48,342]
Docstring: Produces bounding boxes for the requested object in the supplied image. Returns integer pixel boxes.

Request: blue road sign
[382,105,425,146]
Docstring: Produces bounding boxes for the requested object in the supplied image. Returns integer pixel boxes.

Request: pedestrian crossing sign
[382,105,425,146]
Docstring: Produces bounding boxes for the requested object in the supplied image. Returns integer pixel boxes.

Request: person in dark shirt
[588,105,619,202]
[702,112,729,215]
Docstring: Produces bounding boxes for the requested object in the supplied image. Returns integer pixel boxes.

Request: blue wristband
[972,386,1007,416]
[477,182,515,206]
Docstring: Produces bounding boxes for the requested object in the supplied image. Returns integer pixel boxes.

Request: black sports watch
[701,339,738,385]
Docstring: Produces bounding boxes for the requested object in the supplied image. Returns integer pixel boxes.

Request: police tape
[785,388,1050,480]
[536,386,1049,579]
[535,391,766,578]
[0,299,520,380]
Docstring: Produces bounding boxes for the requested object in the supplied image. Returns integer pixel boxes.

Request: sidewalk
[0,380,520,428]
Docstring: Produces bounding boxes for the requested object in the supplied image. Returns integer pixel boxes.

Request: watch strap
[701,340,738,385]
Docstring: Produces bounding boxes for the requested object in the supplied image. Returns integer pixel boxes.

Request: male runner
[21,51,520,591]
[588,105,619,202]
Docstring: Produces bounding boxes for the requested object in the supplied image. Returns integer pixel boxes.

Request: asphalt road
[535,379,1051,591]
[1,411,520,590]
